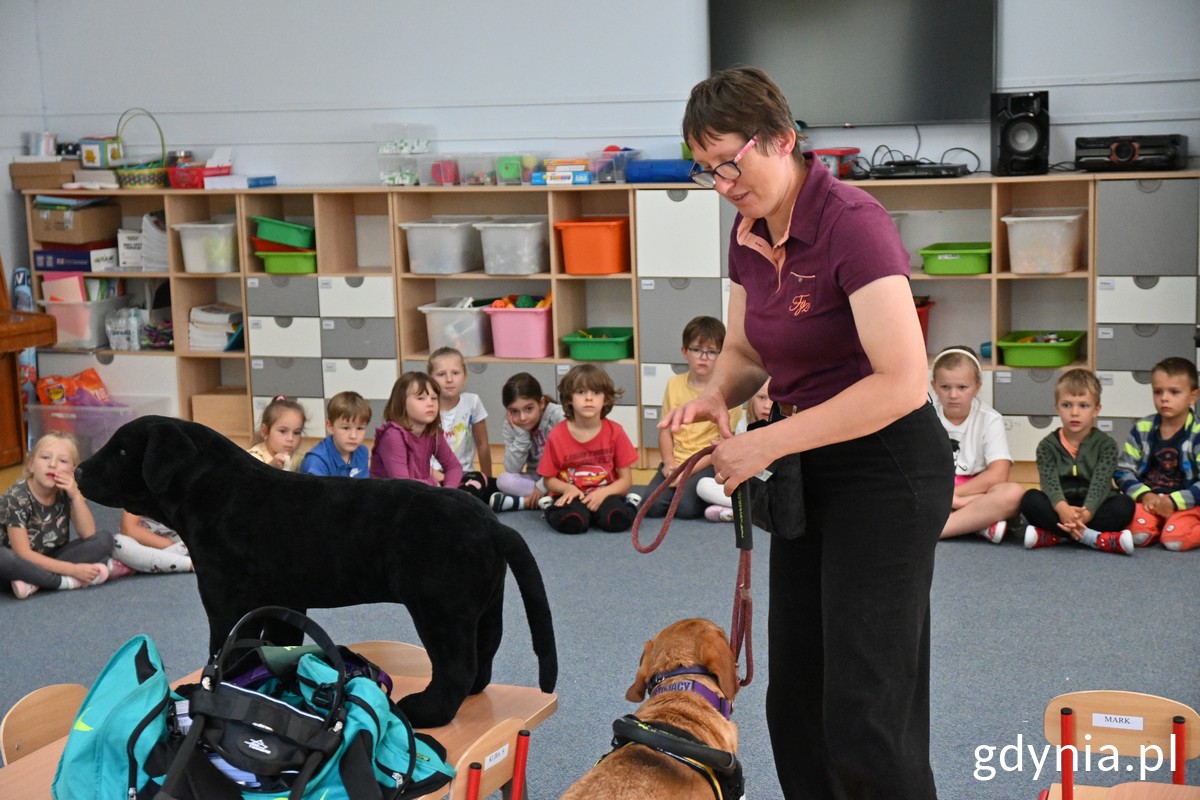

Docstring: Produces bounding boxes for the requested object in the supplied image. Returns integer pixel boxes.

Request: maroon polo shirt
[727,152,910,411]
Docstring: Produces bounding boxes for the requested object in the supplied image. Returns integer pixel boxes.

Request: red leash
[631,446,755,686]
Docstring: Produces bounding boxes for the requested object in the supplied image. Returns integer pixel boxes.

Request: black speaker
[991,91,1050,176]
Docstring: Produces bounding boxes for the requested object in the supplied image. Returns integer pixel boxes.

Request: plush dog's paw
[398,691,455,728]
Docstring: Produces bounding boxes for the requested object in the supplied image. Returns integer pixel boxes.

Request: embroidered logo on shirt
[788,274,815,316]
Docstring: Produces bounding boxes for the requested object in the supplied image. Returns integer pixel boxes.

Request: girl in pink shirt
[370,372,462,488]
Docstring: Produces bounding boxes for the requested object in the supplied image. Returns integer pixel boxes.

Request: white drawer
[1002,415,1056,463]
[640,362,687,406]
[321,358,398,399]
[247,316,322,358]
[1095,371,1155,418]
[607,404,640,449]
[1095,276,1196,324]
[253,395,326,439]
[317,275,395,317]
[635,189,721,278]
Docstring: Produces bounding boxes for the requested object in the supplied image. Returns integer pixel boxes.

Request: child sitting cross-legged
[371,371,462,488]
[1019,368,1136,554]
[537,364,640,534]
[489,372,566,512]
[300,391,372,479]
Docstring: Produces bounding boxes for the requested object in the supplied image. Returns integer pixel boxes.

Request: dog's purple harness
[648,666,733,720]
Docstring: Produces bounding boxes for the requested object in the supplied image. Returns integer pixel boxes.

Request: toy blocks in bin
[414,154,459,185]
[418,297,493,357]
[995,330,1084,367]
[484,305,553,358]
[555,216,631,274]
[495,153,541,185]
[561,327,634,361]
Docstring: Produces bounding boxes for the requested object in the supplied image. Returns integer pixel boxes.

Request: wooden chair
[0,683,88,765]
[447,717,527,800]
[349,640,433,679]
[1037,690,1200,799]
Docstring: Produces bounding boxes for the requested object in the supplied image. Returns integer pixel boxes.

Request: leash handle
[630,445,715,553]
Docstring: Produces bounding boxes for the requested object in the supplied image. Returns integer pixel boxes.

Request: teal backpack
[52,607,455,800]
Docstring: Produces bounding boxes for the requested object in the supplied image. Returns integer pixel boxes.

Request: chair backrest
[0,683,89,765]
[1043,690,1200,788]
[350,640,434,679]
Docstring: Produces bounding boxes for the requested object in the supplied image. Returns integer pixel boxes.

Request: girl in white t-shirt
[428,347,492,500]
[932,347,1025,543]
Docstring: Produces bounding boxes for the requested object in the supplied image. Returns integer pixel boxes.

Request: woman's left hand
[711,427,774,494]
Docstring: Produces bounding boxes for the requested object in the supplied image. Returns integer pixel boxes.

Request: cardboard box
[9,159,81,190]
[33,246,119,273]
[192,387,250,435]
[31,204,123,245]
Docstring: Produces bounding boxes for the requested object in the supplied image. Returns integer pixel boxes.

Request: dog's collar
[648,666,733,720]
[608,714,744,800]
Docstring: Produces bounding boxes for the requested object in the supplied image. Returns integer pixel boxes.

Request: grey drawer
[249,356,325,398]
[1094,324,1197,372]
[320,317,397,359]
[1096,178,1199,276]
[991,368,1062,416]
[1097,417,1137,449]
[637,277,723,363]
[245,275,320,317]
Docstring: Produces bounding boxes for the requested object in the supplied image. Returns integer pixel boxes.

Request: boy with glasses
[643,315,743,518]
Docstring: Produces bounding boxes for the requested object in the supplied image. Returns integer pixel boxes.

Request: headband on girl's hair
[274,395,286,402]
[934,348,982,373]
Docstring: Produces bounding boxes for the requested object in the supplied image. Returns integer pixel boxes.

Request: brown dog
[561,618,740,800]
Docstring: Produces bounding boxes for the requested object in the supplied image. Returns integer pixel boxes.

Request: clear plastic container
[587,149,642,183]
[1001,208,1086,274]
[172,221,238,273]
[25,395,170,459]
[473,216,549,275]
[414,154,460,186]
[374,123,434,154]
[494,153,541,185]
[377,153,419,186]
[38,295,129,348]
[398,216,491,274]
[458,153,498,186]
[418,297,493,357]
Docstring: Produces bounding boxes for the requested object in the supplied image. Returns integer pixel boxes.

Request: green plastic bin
[995,330,1083,367]
[918,242,992,275]
[561,327,634,361]
[252,216,316,249]
[256,251,317,275]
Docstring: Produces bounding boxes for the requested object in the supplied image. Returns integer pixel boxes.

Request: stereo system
[991,91,1050,176]
[1074,134,1189,172]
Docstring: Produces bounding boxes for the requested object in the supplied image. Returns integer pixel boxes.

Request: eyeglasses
[689,135,758,188]
[686,347,721,360]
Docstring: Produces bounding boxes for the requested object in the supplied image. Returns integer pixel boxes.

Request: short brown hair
[1152,357,1199,390]
[682,66,806,166]
[557,364,623,421]
[326,391,372,425]
[384,371,440,436]
[1055,368,1101,403]
[682,315,726,350]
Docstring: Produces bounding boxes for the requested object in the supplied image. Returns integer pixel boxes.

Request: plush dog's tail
[496,523,558,693]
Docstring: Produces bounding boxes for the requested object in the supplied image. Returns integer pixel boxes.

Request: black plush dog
[76,415,557,727]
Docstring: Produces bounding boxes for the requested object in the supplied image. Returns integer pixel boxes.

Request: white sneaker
[537,495,555,511]
[626,493,642,509]
[979,520,1007,544]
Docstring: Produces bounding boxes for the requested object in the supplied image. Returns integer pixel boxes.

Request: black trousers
[644,463,715,519]
[1019,489,1135,533]
[766,403,952,799]
[543,494,634,534]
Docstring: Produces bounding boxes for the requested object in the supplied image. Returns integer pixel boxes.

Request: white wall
[3,0,1199,287]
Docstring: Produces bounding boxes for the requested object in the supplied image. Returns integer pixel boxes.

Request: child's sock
[1079,527,1100,547]
[11,580,39,599]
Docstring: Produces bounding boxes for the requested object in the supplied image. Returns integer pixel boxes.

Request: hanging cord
[631,445,755,686]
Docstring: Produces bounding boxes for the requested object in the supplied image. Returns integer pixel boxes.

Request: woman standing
[663,67,953,798]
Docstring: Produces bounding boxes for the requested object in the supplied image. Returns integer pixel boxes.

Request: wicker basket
[114,108,169,189]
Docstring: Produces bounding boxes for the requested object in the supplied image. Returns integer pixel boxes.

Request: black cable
[939,147,983,173]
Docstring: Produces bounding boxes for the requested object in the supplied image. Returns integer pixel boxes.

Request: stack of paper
[188,302,243,352]
[140,211,169,271]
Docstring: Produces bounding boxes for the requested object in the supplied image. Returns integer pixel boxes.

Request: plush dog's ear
[699,627,740,701]
[624,638,655,702]
[143,421,199,495]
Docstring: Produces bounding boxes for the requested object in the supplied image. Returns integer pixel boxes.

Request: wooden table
[0,676,557,799]
[0,308,57,466]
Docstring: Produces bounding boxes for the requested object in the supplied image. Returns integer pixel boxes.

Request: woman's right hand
[658,392,736,439]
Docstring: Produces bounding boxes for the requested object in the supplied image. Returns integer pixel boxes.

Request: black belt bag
[745,407,806,539]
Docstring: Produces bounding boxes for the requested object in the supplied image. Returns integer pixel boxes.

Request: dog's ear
[699,628,740,701]
[143,421,199,495]
[624,638,655,702]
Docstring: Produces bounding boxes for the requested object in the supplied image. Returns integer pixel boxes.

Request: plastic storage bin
[399,216,490,274]
[252,216,315,249]
[914,298,935,346]
[377,153,419,186]
[561,327,634,360]
[483,306,553,358]
[458,154,498,186]
[587,149,641,183]
[918,242,992,275]
[555,216,631,275]
[1001,208,1085,274]
[494,153,540,185]
[256,251,317,274]
[474,216,550,275]
[414,154,459,186]
[418,297,493,357]
[25,395,169,459]
[38,295,127,348]
[995,330,1084,367]
[173,221,238,273]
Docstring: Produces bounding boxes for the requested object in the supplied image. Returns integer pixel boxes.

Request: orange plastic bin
[554,216,630,275]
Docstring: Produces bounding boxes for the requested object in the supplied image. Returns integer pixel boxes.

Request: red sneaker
[1024,525,1065,550]
[1093,530,1134,555]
